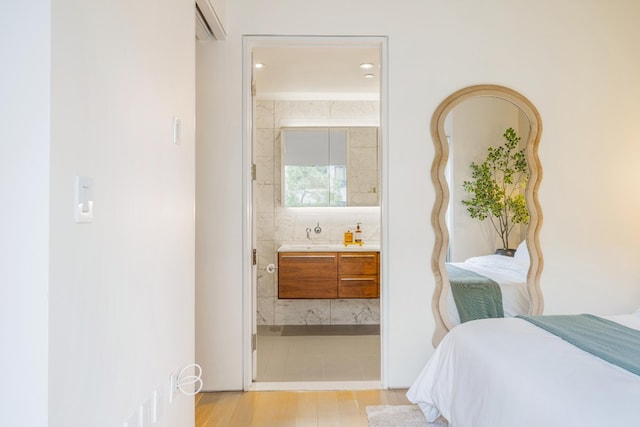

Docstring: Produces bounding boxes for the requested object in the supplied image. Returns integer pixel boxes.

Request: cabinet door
[338,252,379,298]
[338,253,379,275]
[278,252,338,299]
[338,277,379,298]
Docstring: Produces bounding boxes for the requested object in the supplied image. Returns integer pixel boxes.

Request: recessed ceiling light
[254,63,264,69]
[364,73,375,79]
[360,63,374,70]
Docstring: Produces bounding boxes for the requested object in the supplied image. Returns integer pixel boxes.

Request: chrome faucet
[306,223,321,239]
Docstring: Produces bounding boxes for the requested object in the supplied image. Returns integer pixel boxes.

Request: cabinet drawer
[278,253,338,299]
[338,252,379,275]
[338,276,379,298]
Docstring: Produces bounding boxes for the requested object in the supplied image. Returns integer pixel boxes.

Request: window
[283,128,347,207]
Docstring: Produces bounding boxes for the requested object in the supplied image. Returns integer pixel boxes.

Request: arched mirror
[431,85,543,347]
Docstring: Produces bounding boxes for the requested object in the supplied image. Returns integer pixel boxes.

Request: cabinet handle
[340,277,376,281]
[339,254,376,258]
[280,255,336,259]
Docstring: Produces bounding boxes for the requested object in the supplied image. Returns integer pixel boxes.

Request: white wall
[48,1,196,426]
[196,0,640,390]
[0,3,50,426]
[196,41,244,390]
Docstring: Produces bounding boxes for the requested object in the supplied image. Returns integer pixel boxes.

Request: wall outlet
[124,409,139,427]
[140,398,153,427]
[169,368,180,403]
[152,386,163,423]
[124,387,163,427]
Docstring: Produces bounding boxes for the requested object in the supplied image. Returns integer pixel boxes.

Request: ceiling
[252,46,381,101]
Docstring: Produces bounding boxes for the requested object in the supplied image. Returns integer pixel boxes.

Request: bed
[446,240,531,325]
[407,311,640,427]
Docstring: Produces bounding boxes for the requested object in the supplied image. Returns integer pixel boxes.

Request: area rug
[366,405,448,427]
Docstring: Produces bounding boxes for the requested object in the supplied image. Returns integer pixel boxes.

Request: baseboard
[250,380,383,391]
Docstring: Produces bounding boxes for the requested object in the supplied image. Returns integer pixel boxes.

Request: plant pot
[495,248,516,257]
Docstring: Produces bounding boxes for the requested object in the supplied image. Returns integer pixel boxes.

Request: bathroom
[252,43,382,382]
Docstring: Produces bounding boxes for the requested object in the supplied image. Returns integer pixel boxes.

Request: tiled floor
[256,325,381,382]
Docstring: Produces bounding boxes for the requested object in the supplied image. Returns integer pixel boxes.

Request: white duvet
[447,254,531,325]
[407,313,640,427]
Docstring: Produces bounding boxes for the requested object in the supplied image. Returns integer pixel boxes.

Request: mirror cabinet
[282,127,379,207]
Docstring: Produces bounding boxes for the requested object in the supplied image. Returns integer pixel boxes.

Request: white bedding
[407,313,640,427]
[447,254,530,325]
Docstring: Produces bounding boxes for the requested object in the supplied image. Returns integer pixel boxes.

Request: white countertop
[277,244,380,253]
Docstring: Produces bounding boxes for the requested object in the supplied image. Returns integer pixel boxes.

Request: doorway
[242,36,388,389]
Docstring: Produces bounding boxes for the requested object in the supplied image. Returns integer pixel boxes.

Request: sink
[277,244,380,252]
[278,244,336,251]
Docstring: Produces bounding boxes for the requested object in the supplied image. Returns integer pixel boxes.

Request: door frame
[241,35,389,390]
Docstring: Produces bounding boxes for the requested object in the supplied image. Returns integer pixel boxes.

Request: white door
[250,73,258,381]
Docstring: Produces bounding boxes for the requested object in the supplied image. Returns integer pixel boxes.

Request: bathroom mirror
[431,85,544,347]
[282,126,379,207]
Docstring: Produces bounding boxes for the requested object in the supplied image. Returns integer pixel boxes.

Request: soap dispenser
[354,223,363,245]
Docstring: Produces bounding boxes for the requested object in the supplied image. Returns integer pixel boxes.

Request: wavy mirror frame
[431,84,544,347]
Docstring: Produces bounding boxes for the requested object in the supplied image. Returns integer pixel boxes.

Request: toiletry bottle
[344,230,353,245]
[354,223,363,244]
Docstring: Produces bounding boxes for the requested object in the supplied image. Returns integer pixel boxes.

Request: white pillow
[465,254,523,272]
[513,240,530,266]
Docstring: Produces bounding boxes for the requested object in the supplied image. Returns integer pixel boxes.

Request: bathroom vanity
[277,245,380,299]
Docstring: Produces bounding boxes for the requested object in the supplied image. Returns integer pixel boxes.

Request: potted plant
[461,127,529,255]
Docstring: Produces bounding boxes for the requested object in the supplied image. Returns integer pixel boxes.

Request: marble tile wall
[347,127,380,207]
[256,100,382,325]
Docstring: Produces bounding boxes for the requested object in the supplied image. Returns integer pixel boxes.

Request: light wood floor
[195,389,411,427]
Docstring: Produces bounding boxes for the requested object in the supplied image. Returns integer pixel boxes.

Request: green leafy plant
[462,127,529,250]
[284,165,346,207]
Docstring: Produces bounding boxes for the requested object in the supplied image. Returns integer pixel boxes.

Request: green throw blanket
[446,264,504,323]
[518,314,640,376]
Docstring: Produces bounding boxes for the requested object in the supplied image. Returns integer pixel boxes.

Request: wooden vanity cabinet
[277,252,338,299]
[277,251,379,299]
[338,252,379,298]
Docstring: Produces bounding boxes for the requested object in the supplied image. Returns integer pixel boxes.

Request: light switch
[74,176,93,223]
[173,116,181,145]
